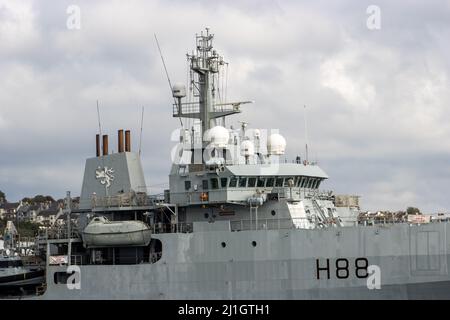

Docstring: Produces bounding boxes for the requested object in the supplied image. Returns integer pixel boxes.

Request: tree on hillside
[0,190,5,203]
[21,197,32,204]
[406,207,421,215]
[30,195,55,203]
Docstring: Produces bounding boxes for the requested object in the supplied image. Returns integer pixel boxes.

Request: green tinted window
[266,178,274,187]
[239,177,247,188]
[229,176,237,187]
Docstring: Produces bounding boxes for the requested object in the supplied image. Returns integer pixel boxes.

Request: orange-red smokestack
[125,130,131,152]
[102,135,109,155]
[96,134,100,157]
[118,129,124,153]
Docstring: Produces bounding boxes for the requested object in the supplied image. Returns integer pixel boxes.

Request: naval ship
[25,29,450,299]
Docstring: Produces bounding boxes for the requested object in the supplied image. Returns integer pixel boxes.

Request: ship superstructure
[15,29,450,300]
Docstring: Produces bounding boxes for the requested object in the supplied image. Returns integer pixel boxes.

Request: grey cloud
[1,0,449,213]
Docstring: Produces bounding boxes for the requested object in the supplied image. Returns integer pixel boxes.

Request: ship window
[184,180,191,191]
[229,176,237,187]
[275,178,284,187]
[302,178,308,188]
[252,241,257,247]
[271,210,276,216]
[221,242,226,248]
[257,177,265,187]
[0,260,23,268]
[202,180,209,190]
[220,178,228,188]
[204,213,209,219]
[316,180,322,189]
[211,178,219,189]
[307,179,314,189]
[54,271,74,285]
[313,179,319,189]
[248,177,257,187]
[266,178,274,187]
[300,177,307,188]
[239,177,247,188]
[296,177,302,187]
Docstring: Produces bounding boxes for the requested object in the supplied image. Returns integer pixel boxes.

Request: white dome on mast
[204,125,229,148]
[240,140,255,156]
[267,133,286,155]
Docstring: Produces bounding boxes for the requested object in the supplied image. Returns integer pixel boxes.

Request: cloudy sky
[1,0,450,212]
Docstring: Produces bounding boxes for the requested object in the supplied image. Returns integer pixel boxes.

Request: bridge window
[257,177,265,187]
[220,178,228,188]
[266,178,274,187]
[313,179,320,189]
[303,177,309,188]
[275,178,284,187]
[239,177,247,188]
[248,177,257,187]
[211,178,219,189]
[307,178,314,189]
[316,180,322,189]
[229,176,237,187]
[202,180,209,190]
[184,180,191,191]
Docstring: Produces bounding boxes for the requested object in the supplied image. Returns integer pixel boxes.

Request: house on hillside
[0,202,23,220]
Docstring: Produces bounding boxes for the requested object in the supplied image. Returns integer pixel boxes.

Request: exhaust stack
[102,135,109,155]
[125,130,131,152]
[118,129,124,153]
[96,134,100,157]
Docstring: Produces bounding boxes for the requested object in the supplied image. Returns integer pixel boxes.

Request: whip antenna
[139,106,144,156]
[154,33,183,126]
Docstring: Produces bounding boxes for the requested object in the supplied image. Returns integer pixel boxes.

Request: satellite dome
[172,83,186,98]
[267,133,286,155]
[240,140,255,156]
[204,126,229,148]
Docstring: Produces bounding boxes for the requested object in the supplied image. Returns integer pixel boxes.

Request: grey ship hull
[39,222,450,299]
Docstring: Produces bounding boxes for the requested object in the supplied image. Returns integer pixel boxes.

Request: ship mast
[172,28,252,146]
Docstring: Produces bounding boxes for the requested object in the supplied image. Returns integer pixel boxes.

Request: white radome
[204,126,230,148]
[240,140,255,156]
[172,83,186,98]
[267,133,286,155]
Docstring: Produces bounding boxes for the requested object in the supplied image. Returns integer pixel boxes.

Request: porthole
[221,242,226,248]
[271,210,276,216]
[252,241,257,247]
[204,213,209,219]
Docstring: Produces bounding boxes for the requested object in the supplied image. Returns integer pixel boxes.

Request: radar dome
[267,133,286,155]
[240,140,255,156]
[204,126,229,148]
[172,83,186,98]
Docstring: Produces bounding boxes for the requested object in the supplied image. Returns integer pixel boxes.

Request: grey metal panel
[79,152,147,209]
